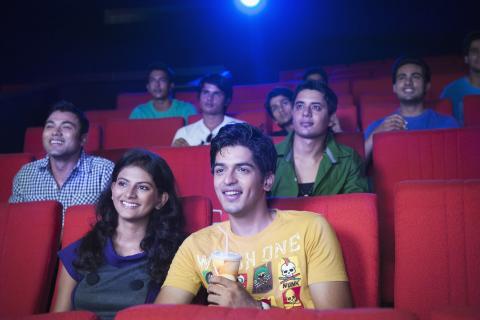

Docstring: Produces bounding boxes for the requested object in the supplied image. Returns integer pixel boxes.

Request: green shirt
[271,133,368,197]
[129,99,197,122]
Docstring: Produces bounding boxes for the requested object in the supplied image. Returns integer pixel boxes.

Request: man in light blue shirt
[364,56,459,161]
[129,63,197,122]
[440,32,480,126]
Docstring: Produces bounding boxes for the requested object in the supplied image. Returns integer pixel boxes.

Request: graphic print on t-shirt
[282,286,303,309]
[237,273,248,288]
[252,262,273,294]
[278,256,301,287]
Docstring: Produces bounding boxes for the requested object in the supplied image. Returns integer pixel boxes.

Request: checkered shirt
[9,151,114,226]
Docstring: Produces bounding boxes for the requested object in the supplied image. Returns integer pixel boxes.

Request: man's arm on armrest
[155,286,196,305]
[309,281,353,309]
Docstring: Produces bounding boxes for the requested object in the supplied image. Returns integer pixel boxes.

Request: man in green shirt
[129,63,197,122]
[271,81,368,197]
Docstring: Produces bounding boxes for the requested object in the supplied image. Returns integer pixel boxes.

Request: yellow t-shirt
[162,210,348,309]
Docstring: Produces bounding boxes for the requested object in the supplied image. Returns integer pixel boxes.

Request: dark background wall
[1,0,478,152]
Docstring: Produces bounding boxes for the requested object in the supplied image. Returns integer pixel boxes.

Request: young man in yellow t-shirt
[155,123,352,309]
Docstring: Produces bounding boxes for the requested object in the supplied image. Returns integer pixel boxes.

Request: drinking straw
[217,225,229,253]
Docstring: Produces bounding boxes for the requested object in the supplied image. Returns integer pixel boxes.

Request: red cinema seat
[329,79,352,95]
[117,305,415,320]
[269,194,379,307]
[428,72,465,99]
[103,118,184,149]
[235,110,271,133]
[395,180,480,320]
[431,307,480,320]
[336,104,359,133]
[463,95,480,127]
[372,128,480,304]
[116,93,150,110]
[85,109,131,128]
[0,201,62,317]
[228,99,264,113]
[147,146,223,221]
[50,196,212,309]
[175,91,199,106]
[0,153,34,202]
[24,124,102,158]
[14,311,98,320]
[352,76,392,100]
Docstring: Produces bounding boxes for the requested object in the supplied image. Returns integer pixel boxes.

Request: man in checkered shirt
[9,101,114,225]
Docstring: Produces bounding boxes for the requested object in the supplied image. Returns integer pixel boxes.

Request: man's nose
[224,170,238,185]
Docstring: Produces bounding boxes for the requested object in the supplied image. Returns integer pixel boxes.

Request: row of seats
[1,131,365,204]
[4,127,480,307]
[2,179,479,319]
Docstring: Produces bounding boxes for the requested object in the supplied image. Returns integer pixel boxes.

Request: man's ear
[80,134,87,147]
[263,172,275,192]
[328,113,337,128]
[155,192,169,210]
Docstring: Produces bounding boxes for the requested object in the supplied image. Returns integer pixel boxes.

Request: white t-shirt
[172,115,243,146]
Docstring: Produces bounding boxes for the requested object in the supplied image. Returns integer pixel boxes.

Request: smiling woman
[53,149,185,320]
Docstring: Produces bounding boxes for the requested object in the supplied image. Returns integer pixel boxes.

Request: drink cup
[211,250,242,281]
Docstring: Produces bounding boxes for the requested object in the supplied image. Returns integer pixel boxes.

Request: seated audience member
[53,149,185,320]
[129,63,197,121]
[303,67,342,132]
[270,81,368,197]
[364,56,459,160]
[9,101,114,225]
[303,67,329,84]
[172,73,242,146]
[156,123,353,309]
[441,31,480,126]
[265,87,295,136]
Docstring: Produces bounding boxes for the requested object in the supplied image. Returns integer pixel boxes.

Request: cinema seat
[0,152,34,202]
[49,196,212,309]
[24,124,102,158]
[228,99,264,113]
[336,104,359,132]
[103,117,184,149]
[85,109,131,128]
[116,93,150,110]
[233,82,296,101]
[352,76,392,100]
[147,146,223,221]
[372,128,480,304]
[116,305,416,320]
[0,201,62,317]
[463,95,480,127]
[269,194,379,307]
[395,180,480,320]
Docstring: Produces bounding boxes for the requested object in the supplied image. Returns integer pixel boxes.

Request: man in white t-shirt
[172,73,242,146]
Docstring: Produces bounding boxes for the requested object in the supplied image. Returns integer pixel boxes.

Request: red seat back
[336,104,359,133]
[0,201,62,317]
[85,109,131,128]
[148,146,223,221]
[372,128,480,303]
[14,310,99,320]
[117,304,416,320]
[463,95,480,127]
[269,194,379,307]
[116,93,150,110]
[103,118,184,149]
[395,180,480,320]
[24,125,102,157]
[0,153,34,202]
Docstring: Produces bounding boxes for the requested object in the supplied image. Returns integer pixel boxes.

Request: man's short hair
[264,87,294,118]
[391,56,431,84]
[463,31,480,56]
[198,73,233,105]
[294,81,338,116]
[210,123,277,178]
[302,67,329,84]
[147,62,175,83]
[47,100,89,136]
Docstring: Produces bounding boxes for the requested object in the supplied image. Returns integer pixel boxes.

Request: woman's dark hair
[73,149,185,284]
